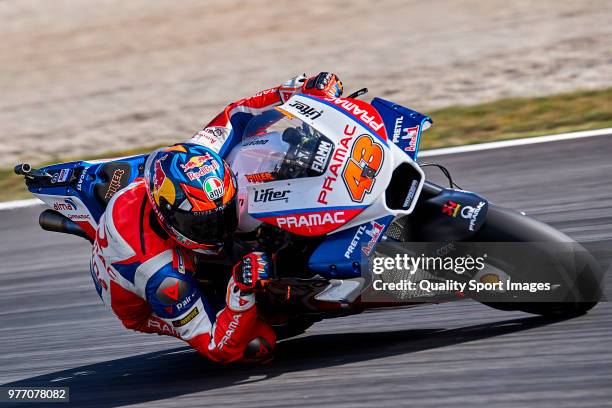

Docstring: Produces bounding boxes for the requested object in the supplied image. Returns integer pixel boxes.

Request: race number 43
[342,135,384,202]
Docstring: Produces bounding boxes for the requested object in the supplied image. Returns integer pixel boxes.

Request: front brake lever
[346,88,368,99]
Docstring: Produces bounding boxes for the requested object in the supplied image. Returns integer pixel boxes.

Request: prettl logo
[53,198,77,212]
[392,116,404,143]
[345,224,367,259]
[204,177,224,200]
[253,188,291,203]
[288,100,323,119]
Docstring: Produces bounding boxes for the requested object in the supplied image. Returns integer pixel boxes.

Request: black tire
[469,204,603,316]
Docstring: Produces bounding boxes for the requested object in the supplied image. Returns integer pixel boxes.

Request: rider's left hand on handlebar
[232,252,272,293]
[301,72,343,99]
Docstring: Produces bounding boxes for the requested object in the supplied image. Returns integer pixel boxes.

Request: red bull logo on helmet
[180,154,214,172]
[180,154,220,181]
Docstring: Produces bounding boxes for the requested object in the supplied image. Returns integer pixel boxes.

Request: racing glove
[232,252,272,292]
[301,72,343,99]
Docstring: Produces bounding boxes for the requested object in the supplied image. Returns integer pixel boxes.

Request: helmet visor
[168,199,238,244]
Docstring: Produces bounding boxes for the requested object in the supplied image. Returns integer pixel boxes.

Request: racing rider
[90,73,343,363]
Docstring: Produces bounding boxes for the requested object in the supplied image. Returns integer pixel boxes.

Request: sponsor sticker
[392,116,404,143]
[318,125,354,205]
[242,139,269,147]
[218,314,241,350]
[344,221,385,258]
[403,126,419,152]
[402,180,419,209]
[172,307,199,327]
[76,167,89,191]
[104,168,125,200]
[288,100,323,120]
[203,176,224,200]
[148,317,180,337]
[245,172,275,183]
[276,211,345,229]
[442,200,486,231]
[311,139,334,173]
[362,221,385,256]
[51,168,71,184]
[253,187,291,203]
[324,96,385,135]
[53,198,77,212]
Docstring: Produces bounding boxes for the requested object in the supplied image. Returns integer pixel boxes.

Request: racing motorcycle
[15,89,603,340]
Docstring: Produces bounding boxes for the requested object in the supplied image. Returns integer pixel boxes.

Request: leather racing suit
[90,73,341,363]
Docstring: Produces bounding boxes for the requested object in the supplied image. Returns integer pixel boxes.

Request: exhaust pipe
[39,209,93,243]
[14,163,52,180]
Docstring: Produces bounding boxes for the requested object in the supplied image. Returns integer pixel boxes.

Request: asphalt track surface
[1,135,611,407]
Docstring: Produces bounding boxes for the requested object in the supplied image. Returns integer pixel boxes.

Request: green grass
[2,87,611,202]
[421,87,612,148]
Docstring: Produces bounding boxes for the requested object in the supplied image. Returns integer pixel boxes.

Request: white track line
[2,127,611,211]
[419,127,612,157]
[0,198,43,211]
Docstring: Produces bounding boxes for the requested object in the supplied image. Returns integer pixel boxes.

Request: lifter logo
[253,188,291,203]
[288,100,323,119]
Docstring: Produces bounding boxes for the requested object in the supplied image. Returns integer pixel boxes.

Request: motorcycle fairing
[313,95,388,143]
[308,215,394,278]
[400,186,489,242]
[230,94,425,237]
[25,155,147,239]
[370,97,432,161]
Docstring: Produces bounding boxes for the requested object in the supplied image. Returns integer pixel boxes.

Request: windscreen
[241,109,334,180]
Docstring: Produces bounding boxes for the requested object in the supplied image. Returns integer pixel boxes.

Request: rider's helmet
[143,143,238,250]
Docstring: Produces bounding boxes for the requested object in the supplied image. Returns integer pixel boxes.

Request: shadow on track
[2,314,573,407]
